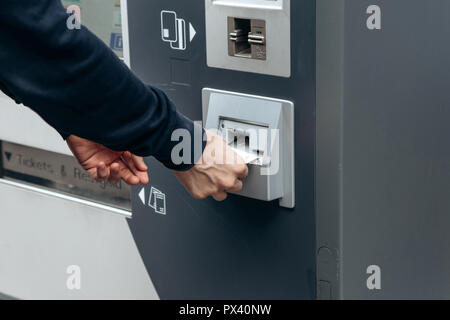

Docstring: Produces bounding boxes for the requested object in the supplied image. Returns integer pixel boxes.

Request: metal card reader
[203,88,295,208]
[218,118,270,166]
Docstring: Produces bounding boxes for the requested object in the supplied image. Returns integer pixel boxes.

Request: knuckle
[236,164,247,174]
[216,195,226,202]
[193,191,208,200]
[217,176,234,190]
[212,186,221,194]
[192,192,202,200]
[224,179,236,190]
[234,182,243,192]
[216,177,226,187]
[241,164,249,173]
[216,178,228,189]
[200,193,209,200]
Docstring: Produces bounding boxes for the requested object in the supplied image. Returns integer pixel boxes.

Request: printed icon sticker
[138,186,167,215]
[161,11,178,42]
[149,187,167,215]
[160,10,196,51]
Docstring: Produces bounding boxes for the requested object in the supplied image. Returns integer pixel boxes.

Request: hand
[174,130,249,201]
[67,135,149,186]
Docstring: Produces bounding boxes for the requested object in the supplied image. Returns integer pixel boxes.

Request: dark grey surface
[316,0,345,300]
[128,0,450,300]
[127,0,316,299]
[317,0,450,299]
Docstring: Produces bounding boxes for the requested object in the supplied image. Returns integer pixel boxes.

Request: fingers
[122,152,149,185]
[212,191,228,202]
[230,152,249,180]
[67,134,150,187]
[211,178,242,201]
[227,179,243,193]
[194,178,243,201]
[175,131,250,202]
[96,162,110,182]
[89,157,148,186]
[107,162,121,185]
[132,154,148,172]
[118,161,140,186]
[235,164,249,180]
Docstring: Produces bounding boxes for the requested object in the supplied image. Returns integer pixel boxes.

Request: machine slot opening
[230,18,251,58]
[228,17,267,60]
[218,118,268,166]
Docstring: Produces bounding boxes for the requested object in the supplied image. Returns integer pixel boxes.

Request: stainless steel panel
[1,141,131,211]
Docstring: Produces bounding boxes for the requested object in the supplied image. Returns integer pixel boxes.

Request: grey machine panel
[205,0,291,77]
[128,0,450,300]
[127,0,316,299]
[202,88,295,208]
[317,0,450,299]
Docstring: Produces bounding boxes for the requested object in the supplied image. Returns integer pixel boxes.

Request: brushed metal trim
[0,178,132,218]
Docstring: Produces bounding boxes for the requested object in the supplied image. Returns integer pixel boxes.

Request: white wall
[0,94,71,156]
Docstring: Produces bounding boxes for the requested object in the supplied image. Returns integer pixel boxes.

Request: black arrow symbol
[4,152,12,162]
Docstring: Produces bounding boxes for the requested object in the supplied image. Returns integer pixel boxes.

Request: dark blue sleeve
[0,0,203,171]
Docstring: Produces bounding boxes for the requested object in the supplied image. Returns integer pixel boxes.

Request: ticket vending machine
[125,0,316,300]
[125,0,450,300]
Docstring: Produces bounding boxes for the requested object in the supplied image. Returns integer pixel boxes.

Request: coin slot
[228,17,266,60]
[229,18,251,58]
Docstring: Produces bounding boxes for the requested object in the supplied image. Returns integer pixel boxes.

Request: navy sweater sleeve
[0,0,203,171]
